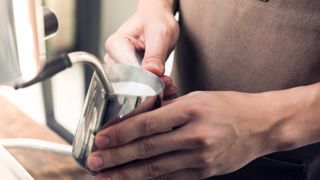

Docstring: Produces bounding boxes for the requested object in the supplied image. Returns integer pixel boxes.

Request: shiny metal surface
[72,64,164,174]
[0,0,58,87]
[68,52,114,94]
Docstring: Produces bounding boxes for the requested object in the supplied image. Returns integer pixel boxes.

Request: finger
[163,84,180,101]
[93,151,203,180]
[104,53,117,64]
[161,98,177,106]
[95,103,188,148]
[160,76,180,100]
[160,75,172,87]
[153,169,205,180]
[141,28,173,76]
[105,35,142,66]
[90,129,195,170]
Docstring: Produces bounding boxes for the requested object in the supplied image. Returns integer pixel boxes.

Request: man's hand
[88,91,278,180]
[104,0,179,76]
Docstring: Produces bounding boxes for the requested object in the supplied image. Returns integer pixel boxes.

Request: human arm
[88,82,320,180]
[105,0,180,99]
[105,0,179,76]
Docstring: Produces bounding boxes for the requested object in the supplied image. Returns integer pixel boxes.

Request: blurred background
[0,0,139,142]
[0,0,174,143]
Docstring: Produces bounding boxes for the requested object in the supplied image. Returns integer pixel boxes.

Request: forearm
[261,83,320,153]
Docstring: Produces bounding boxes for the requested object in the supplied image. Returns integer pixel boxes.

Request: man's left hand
[88,91,277,180]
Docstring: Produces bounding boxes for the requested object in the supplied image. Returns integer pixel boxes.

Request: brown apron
[172,0,320,179]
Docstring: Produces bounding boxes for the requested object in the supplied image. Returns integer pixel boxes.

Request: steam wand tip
[14,54,72,89]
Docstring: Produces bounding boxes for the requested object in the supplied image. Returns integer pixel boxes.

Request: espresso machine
[0,0,58,86]
[0,0,164,177]
[0,0,103,177]
[0,0,58,179]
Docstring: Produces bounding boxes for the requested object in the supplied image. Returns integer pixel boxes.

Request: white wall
[99,0,139,57]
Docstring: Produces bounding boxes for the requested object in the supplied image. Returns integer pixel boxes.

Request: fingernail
[144,61,163,75]
[96,136,110,147]
[88,156,103,169]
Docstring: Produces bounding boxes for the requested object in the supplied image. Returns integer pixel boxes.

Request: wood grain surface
[0,96,93,180]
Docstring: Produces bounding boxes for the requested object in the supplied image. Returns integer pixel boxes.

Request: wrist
[259,83,320,153]
[138,0,177,14]
[229,92,280,157]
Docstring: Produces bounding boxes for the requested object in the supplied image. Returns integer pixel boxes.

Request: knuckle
[144,162,161,178]
[108,150,124,166]
[156,24,172,37]
[104,53,114,63]
[105,35,117,51]
[191,133,213,148]
[182,92,210,121]
[183,103,203,120]
[140,116,156,135]
[138,138,155,158]
[168,19,179,32]
[157,19,179,39]
[110,126,127,145]
[196,152,214,167]
[143,54,163,64]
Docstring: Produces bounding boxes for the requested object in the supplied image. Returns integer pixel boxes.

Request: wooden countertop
[0,95,93,180]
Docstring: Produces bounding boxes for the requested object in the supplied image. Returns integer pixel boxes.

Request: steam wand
[14,51,114,94]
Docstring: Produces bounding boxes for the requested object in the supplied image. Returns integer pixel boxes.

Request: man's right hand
[105,0,179,77]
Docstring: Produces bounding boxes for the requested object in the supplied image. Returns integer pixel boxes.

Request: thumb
[141,33,169,76]
[142,53,166,76]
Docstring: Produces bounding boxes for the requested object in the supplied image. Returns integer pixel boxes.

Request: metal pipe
[67,51,114,94]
